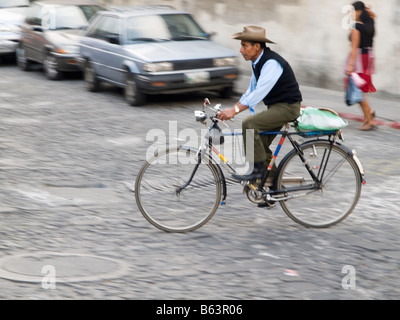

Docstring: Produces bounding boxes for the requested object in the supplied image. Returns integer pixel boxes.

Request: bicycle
[135,99,365,233]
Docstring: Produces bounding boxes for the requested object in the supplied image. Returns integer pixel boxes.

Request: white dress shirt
[239,50,283,115]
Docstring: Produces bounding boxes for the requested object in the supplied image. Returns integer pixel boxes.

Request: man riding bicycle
[218,25,302,186]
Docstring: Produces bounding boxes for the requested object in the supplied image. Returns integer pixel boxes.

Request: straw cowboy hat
[231,25,276,44]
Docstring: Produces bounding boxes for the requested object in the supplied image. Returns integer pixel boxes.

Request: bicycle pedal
[257,201,276,209]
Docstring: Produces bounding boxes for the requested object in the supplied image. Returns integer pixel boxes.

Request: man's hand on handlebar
[218,106,236,121]
[219,102,249,121]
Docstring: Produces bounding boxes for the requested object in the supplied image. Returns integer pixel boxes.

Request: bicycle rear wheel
[276,140,362,228]
[135,146,222,232]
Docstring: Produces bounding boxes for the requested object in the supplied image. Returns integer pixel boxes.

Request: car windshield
[0,0,29,8]
[79,5,103,22]
[126,14,208,43]
[47,5,101,30]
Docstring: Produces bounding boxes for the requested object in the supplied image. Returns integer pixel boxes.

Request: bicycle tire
[135,146,222,232]
[275,140,362,228]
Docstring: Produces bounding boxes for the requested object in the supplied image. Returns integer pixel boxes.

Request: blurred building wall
[100,0,400,98]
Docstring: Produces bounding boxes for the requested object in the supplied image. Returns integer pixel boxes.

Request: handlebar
[197,98,231,128]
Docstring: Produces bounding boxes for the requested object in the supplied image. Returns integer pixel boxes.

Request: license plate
[184,71,210,84]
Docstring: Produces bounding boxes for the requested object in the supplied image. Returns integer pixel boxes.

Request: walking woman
[346,1,376,131]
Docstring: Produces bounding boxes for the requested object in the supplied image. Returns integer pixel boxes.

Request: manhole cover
[0,252,129,283]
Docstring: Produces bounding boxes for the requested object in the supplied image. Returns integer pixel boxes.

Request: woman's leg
[359,94,375,130]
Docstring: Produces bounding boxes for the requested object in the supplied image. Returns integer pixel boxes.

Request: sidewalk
[235,75,400,130]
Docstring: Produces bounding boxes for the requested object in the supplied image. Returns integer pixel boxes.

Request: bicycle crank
[243,182,268,204]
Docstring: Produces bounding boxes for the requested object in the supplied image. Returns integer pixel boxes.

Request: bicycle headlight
[195,110,207,123]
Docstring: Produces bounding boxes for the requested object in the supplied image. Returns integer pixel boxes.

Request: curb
[232,82,400,130]
[338,112,400,130]
[233,86,400,130]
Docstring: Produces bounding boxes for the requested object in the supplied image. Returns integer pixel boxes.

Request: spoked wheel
[135,147,222,233]
[275,140,362,228]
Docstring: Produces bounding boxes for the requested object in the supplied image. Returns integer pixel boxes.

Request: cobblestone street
[1,63,400,300]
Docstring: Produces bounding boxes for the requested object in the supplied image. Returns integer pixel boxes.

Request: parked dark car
[79,6,239,106]
[0,0,30,62]
[16,0,103,79]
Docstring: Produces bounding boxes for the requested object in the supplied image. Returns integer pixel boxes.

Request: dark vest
[252,48,302,106]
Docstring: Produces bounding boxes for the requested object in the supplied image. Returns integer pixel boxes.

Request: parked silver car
[16,0,103,79]
[0,0,30,62]
[79,6,239,106]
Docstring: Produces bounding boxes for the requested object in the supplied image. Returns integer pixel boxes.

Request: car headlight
[0,23,21,33]
[56,45,80,55]
[213,57,238,67]
[143,62,173,72]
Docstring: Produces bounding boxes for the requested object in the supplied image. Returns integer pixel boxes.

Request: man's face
[239,41,261,62]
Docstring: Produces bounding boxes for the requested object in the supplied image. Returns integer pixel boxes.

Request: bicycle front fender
[213,163,227,205]
[179,145,228,205]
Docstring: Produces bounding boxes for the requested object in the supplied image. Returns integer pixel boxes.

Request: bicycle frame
[223,126,340,193]
[186,114,343,205]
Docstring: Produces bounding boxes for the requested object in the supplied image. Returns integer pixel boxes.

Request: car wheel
[125,73,146,106]
[44,53,62,80]
[16,45,31,71]
[84,61,100,92]
[220,85,233,99]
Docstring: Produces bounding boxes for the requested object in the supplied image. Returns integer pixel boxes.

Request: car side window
[25,3,43,26]
[86,15,121,44]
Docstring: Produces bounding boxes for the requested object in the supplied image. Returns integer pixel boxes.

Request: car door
[85,14,123,84]
[25,4,56,63]
[21,3,45,62]
[33,5,54,63]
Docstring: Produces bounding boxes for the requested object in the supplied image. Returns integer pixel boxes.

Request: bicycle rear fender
[282,139,365,185]
[179,145,228,205]
[335,142,366,184]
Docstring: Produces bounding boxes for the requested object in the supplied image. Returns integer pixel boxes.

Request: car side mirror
[206,31,216,39]
[104,34,120,45]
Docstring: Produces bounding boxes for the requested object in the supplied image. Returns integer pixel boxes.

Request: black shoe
[232,162,265,181]
[257,200,276,209]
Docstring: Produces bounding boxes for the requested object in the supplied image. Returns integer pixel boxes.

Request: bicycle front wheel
[276,140,362,228]
[135,146,222,232]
